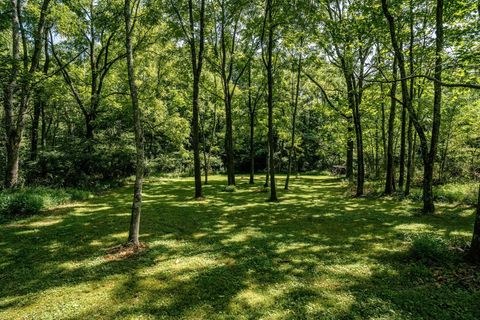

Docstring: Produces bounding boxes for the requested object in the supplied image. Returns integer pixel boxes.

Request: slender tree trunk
[248,65,255,185]
[30,29,50,162]
[264,0,277,201]
[249,111,255,184]
[345,73,364,196]
[469,185,480,262]
[30,96,41,161]
[375,112,380,178]
[381,84,387,171]
[346,123,354,180]
[3,0,50,187]
[264,141,270,188]
[188,0,205,199]
[382,0,436,213]
[224,96,235,185]
[41,103,47,150]
[399,102,407,189]
[422,0,443,214]
[124,0,144,245]
[285,47,302,190]
[85,114,95,140]
[405,118,414,195]
[385,58,398,195]
[201,114,209,185]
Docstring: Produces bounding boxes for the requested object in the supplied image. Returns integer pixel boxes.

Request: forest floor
[1,175,479,319]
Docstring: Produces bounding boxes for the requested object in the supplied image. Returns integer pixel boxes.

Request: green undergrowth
[362,180,478,205]
[0,187,93,217]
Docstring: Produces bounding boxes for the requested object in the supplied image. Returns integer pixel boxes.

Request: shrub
[5,193,45,215]
[407,233,454,265]
[0,187,74,216]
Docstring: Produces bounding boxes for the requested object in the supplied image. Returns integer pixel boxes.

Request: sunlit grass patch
[0,175,478,319]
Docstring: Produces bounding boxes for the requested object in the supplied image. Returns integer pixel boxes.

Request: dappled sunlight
[1,175,477,319]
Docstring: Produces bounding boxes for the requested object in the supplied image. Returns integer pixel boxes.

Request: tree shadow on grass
[0,175,477,319]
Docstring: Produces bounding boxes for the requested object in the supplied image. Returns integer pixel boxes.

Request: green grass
[0,175,479,319]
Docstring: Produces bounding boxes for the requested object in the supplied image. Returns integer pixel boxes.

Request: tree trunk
[249,111,255,184]
[224,96,235,185]
[346,124,354,180]
[385,57,398,195]
[188,0,205,199]
[264,141,270,188]
[285,48,302,190]
[30,30,50,162]
[124,0,145,245]
[248,65,255,185]
[5,133,21,188]
[469,185,480,263]
[399,103,407,189]
[345,73,364,196]
[422,0,443,214]
[30,95,41,161]
[381,84,387,171]
[405,118,414,195]
[382,0,436,213]
[85,114,95,140]
[2,0,49,187]
[265,0,277,201]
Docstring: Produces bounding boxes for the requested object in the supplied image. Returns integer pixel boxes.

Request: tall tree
[171,0,206,198]
[51,0,124,142]
[262,0,277,201]
[385,57,397,195]
[381,0,444,213]
[246,62,264,185]
[2,0,51,187]
[124,0,145,245]
[285,40,302,190]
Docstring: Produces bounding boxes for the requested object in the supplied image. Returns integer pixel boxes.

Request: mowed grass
[0,175,479,319]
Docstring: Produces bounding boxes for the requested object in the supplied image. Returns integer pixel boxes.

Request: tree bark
[382,0,442,213]
[265,0,277,201]
[124,0,145,245]
[187,0,206,199]
[469,185,480,263]
[264,140,270,188]
[385,57,398,195]
[405,118,414,196]
[346,124,354,180]
[3,0,50,188]
[399,100,407,189]
[285,45,302,190]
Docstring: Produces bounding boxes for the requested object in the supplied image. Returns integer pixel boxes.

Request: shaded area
[0,175,478,319]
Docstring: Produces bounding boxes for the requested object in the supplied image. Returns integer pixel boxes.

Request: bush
[6,193,45,215]
[0,187,89,216]
[407,233,454,265]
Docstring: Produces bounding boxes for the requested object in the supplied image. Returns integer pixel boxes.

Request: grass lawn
[1,175,479,319]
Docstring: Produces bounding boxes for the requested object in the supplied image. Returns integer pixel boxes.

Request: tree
[262,0,277,201]
[246,61,264,184]
[2,0,51,187]
[124,0,145,245]
[285,39,302,190]
[381,0,444,213]
[171,0,206,198]
[385,57,397,195]
[51,0,124,143]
